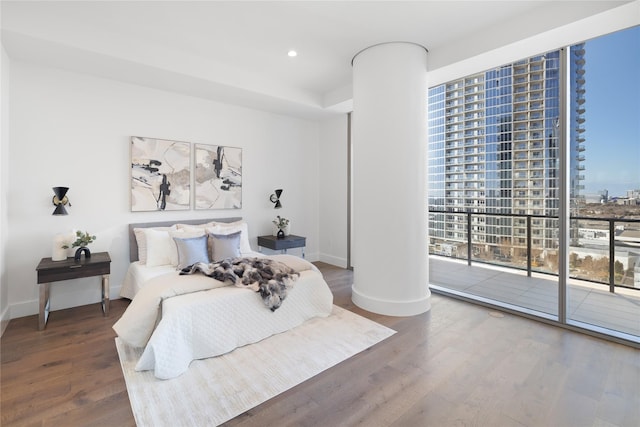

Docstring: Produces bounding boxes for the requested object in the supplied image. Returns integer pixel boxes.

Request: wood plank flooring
[2,262,639,426]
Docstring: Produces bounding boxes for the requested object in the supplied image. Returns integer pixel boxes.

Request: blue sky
[582,25,639,197]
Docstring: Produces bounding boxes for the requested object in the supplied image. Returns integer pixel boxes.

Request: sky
[581,25,640,197]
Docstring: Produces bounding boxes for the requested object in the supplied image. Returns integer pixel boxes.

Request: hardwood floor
[2,262,639,426]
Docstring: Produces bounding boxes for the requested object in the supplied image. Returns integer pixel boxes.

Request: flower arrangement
[62,230,97,249]
[272,216,290,230]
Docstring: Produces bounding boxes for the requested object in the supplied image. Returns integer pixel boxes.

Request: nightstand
[257,235,306,258]
[35,252,111,330]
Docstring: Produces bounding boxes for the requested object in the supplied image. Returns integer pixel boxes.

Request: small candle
[52,234,68,261]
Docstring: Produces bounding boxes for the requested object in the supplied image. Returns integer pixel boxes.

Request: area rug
[115,305,395,426]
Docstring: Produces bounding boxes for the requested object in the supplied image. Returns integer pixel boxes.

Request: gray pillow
[173,235,210,269]
[208,231,241,262]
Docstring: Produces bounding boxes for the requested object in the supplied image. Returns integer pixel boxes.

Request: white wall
[318,114,348,268]
[0,45,10,334]
[6,61,321,318]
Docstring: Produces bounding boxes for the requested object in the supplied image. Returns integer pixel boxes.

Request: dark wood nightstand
[257,235,306,258]
[36,252,111,330]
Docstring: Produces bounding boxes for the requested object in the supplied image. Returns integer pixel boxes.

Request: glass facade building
[428,49,584,262]
[569,43,587,213]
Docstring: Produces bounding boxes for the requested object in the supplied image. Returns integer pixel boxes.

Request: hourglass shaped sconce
[52,187,71,215]
[270,189,283,209]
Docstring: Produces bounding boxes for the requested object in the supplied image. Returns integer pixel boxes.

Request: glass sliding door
[428,51,562,317]
[567,26,640,340]
[428,25,640,344]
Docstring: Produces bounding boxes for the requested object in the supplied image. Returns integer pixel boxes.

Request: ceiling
[0,1,631,119]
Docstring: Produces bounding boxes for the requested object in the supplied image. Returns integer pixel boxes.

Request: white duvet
[113,255,333,379]
[119,262,176,300]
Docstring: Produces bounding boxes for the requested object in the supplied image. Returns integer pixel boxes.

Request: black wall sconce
[52,186,71,215]
[270,189,283,209]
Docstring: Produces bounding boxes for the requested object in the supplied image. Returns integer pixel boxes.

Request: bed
[113,218,334,379]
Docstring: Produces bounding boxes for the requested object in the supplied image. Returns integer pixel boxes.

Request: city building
[428,49,585,262]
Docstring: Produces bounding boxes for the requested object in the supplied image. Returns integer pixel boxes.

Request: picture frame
[130,136,191,212]
[194,144,242,209]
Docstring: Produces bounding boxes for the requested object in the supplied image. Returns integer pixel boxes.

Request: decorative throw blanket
[180,257,300,311]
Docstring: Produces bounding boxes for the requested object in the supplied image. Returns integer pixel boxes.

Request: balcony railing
[429,209,640,294]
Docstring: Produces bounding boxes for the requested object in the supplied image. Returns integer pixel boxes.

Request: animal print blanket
[180,257,300,311]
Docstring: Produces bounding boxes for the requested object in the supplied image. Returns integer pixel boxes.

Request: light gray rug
[115,305,395,426]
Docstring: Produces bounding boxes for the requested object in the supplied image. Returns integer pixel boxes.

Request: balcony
[428,210,640,344]
[430,256,640,338]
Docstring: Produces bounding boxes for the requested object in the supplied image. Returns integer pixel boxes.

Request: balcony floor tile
[429,256,640,339]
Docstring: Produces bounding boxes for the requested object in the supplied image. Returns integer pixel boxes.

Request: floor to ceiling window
[428,49,562,318]
[428,25,639,345]
[566,26,640,339]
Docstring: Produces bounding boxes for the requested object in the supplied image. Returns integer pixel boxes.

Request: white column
[351,42,430,316]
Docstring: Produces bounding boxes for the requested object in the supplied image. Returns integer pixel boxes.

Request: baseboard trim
[0,305,9,337]
[318,253,347,268]
[8,285,122,319]
[351,284,431,317]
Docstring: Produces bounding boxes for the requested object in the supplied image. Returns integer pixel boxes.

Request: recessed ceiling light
[288,50,298,58]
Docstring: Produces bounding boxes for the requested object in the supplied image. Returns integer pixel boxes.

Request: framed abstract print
[194,144,242,209]
[130,136,191,211]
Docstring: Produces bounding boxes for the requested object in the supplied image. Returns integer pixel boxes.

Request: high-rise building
[428,49,584,262]
[570,43,587,214]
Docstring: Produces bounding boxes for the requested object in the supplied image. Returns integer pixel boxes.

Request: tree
[569,252,581,268]
[614,260,625,282]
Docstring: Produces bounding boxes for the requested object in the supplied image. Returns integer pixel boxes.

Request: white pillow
[175,221,218,230]
[134,225,176,264]
[170,229,206,239]
[144,228,177,267]
[206,221,252,254]
[176,225,207,234]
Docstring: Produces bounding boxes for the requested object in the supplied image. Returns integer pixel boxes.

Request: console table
[35,252,111,330]
[257,235,306,258]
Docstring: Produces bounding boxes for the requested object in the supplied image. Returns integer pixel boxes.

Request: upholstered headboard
[128,217,242,262]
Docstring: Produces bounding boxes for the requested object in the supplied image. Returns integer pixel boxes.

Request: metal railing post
[527,215,532,277]
[609,219,615,293]
[467,212,472,266]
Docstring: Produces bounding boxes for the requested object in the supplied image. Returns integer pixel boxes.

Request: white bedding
[113,255,333,379]
[120,262,175,300]
[120,250,264,300]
